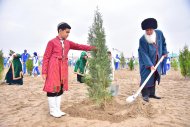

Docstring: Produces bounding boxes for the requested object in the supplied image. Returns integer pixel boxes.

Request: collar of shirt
[60,40,64,49]
[60,40,64,44]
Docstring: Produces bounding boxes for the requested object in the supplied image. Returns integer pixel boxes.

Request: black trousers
[141,85,155,97]
[47,85,63,97]
[77,74,84,83]
[142,70,159,97]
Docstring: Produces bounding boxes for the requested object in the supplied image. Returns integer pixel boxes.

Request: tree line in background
[0,47,189,82]
[118,52,136,71]
[1,46,189,79]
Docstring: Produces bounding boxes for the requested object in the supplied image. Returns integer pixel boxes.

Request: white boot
[48,97,62,118]
[56,95,66,116]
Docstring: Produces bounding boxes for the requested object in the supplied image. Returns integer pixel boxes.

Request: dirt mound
[65,98,157,123]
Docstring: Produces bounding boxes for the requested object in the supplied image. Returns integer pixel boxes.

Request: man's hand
[163,54,167,58]
[42,74,47,80]
[150,66,156,71]
[92,47,97,53]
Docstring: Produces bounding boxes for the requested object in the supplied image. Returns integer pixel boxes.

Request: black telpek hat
[141,18,157,30]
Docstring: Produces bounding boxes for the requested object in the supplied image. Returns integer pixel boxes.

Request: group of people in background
[5,50,23,85]
[4,49,41,85]
[3,47,171,87]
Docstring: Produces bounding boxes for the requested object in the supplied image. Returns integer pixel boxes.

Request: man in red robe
[42,22,95,118]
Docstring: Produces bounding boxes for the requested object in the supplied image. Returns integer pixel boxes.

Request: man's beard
[144,31,156,44]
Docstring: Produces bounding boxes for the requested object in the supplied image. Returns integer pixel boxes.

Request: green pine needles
[128,58,134,71]
[85,8,112,107]
[26,58,33,75]
[179,45,190,78]
[120,52,125,69]
[171,58,178,71]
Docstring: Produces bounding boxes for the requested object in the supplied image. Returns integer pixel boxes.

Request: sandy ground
[0,66,190,127]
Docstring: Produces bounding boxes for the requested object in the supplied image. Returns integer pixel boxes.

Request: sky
[0,0,190,58]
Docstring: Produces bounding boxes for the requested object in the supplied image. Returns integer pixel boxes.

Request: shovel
[109,84,119,96]
[126,56,164,103]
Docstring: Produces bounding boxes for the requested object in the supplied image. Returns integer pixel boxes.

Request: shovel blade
[109,84,119,96]
[126,95,136,103]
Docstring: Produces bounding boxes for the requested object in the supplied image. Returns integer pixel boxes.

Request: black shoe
[143,97,149,102]
[149,95,161,99]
